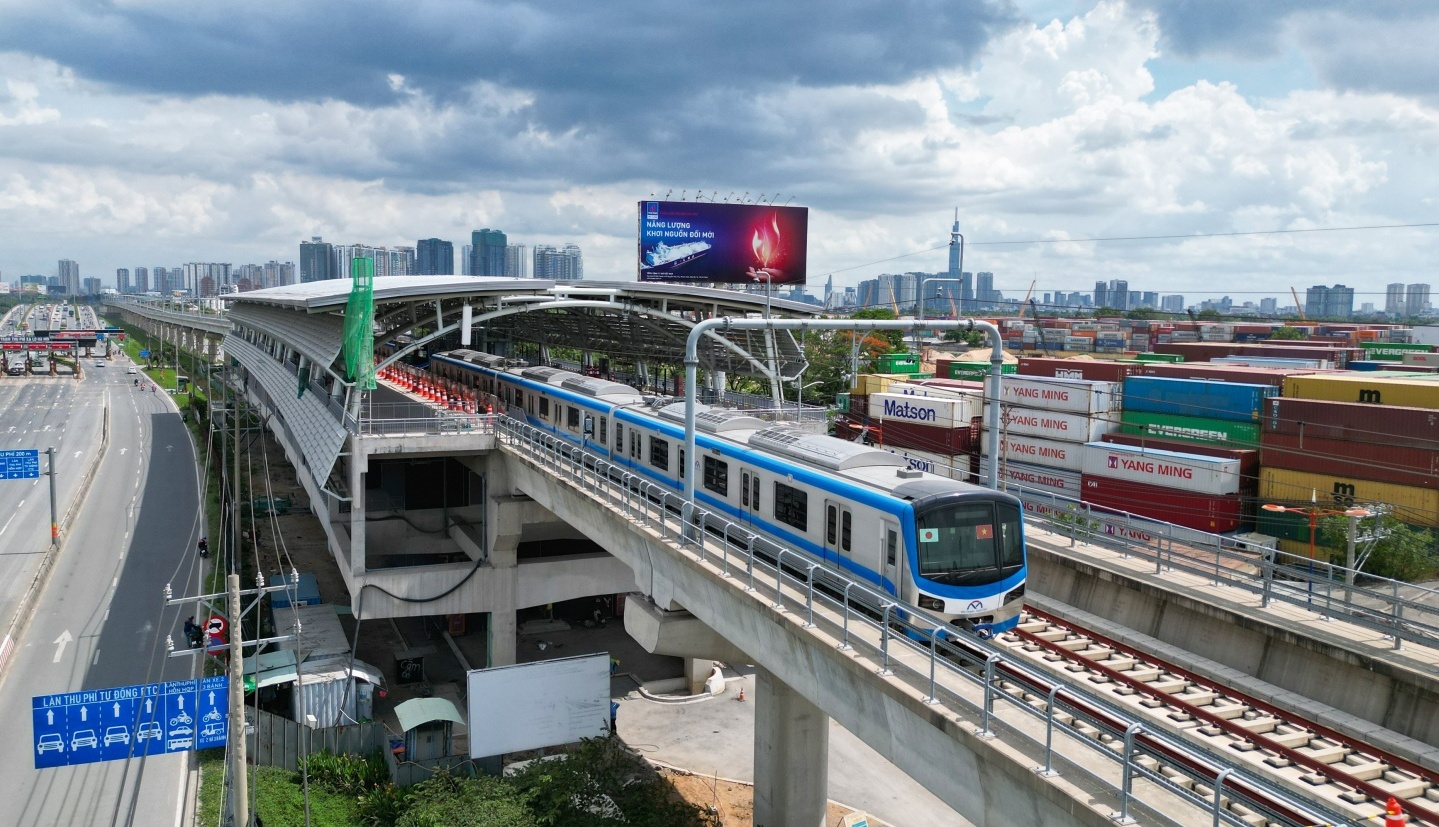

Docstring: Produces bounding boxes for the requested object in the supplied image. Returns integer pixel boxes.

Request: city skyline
[0,3,1436,301]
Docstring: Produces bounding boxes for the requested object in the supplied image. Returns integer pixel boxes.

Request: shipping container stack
[1258,383,1439,563]
[870,379,983,481]
[980,375,1122,501]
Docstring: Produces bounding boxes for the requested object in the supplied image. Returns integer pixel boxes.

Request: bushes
[301,750,391,797]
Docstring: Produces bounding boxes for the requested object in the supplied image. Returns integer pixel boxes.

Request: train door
[882,520,902,595]
[823,500,852,565]
[740,469,761,528]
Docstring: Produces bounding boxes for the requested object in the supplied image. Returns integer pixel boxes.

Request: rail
[493,415,1353,827]
[1006,483,1439,651]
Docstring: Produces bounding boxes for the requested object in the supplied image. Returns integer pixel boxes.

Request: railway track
[997,606,1439,825]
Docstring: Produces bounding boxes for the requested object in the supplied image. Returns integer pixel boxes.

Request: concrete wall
[1027,539,1439,751]
[501,448,1122,827]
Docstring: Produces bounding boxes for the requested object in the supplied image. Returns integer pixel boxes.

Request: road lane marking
[0,514,13,536]
[52,630,72,662]
[92,649,99,665]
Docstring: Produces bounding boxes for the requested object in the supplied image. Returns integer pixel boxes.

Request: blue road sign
[139,349,149,358]
[33,676,228,769]
[0,449,40,480]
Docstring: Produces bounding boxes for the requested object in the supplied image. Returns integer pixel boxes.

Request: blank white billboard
[467,652,610,758]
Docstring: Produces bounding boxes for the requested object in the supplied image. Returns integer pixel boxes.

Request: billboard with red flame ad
[637,201,808,284]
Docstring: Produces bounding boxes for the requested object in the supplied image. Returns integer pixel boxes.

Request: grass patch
[198,749,362,827]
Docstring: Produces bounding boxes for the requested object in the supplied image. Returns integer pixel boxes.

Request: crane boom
[1290,287,1306,321]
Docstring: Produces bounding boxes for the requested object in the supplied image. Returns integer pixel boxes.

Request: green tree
[1268,325,1305,340]
[509,737,720,827]
[848,307,906,352]
[396,773,537,827]
[1195,308,1223,321]
[1124,308,1159,320]
[1317,514,1438,582]
[1092,306,1125,318]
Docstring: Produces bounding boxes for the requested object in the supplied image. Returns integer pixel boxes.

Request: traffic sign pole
[227,573,247,827]
[46,448,57,548]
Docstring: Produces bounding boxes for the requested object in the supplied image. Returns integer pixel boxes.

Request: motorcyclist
[197,537,208,558]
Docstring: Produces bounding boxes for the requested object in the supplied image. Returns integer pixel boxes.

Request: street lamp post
[1262,493,1370,604]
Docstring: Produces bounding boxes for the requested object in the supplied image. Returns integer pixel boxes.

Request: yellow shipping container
[1259,468,1439,528]
[851,373,917,396]
[1282,374,1439,409]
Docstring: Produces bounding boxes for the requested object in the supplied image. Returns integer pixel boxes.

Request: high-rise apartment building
[1140,291,1159,309]
[82,277,102,294]
[460,245,473,276]
[1109,280,1129,311]
[470,229,507,276]
[416,239,454,275]
[300,237,334,282]
[134,266,149,293]
[1259,297,1277,315]
[263,261,295,288]
[1386,283,1408,316]
[116,268,130,293]
[386,247,416,277]
[1305,284,1355,319]
[1160,295,1185,313]
[58,259,80,294]
[1093,281,1108,309]
[1406,283,1431,316]
[975,272,995,304]
[533,243,583,281]
[505,244,529,278]
[184,263,232,296]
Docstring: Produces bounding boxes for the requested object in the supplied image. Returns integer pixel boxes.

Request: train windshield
[915,500,1024,586]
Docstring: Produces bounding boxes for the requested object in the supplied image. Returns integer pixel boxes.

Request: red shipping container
[1079,474,1247,533]
[877,420,975,455]
[1017,357,1137,383]
[1100,433,1259,486]
[1261,397,1439,449]
[1127,362,1319,388]
[1259,433,1439,489]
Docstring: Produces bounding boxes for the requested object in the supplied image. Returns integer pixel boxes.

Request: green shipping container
[1256,508,1314,543]
[1135,352,1185,363]
[949,363,1017,380]
[835,392,850,413]
[1360,342,1432,361]
[875,353,921,374]
[1118,411,1261,449]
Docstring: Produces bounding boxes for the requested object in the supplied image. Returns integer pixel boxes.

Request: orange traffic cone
[1385,798,1405,827]
[737,686,745,702]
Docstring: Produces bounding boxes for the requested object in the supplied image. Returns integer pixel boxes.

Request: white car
[94,361,105,367]
[126,367,137,375]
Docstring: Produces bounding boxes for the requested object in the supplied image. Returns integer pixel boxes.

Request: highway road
[0,350,210,827]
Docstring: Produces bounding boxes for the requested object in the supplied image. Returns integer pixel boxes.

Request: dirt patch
[661,768,860,826]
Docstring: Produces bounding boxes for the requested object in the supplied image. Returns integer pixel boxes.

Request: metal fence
[249,707,387,771]
[494,415,1354,827]
[1005,483,1439,651]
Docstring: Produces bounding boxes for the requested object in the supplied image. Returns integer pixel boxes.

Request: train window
[997,502,1024,569]
[615,423,623,449]
[649,436,669,471]
[703,457,728,496]
[630,431,641,460]
[751,475,760,511]
[514,390,523,407]
[599,417,608,444]
[741,471,750,507]
[826,505,837,545]
[678,449,685,480]
[567,406,580,429]
[886,529,898,566]
[772,483,807,531]
[840,511,851,552]
[540,397,550,418]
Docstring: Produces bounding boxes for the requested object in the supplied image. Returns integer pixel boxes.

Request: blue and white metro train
[432,350,1027,636]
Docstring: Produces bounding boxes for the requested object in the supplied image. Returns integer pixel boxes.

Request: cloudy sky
[1,0,1436,307]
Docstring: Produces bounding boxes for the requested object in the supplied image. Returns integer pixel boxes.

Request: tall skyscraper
[135,266,149,293]
[152,267,167,294]
[1093,281,1108,309]
[82,277,102,294]
[58,259,80,294]
[470,229,507,276]
[416,239,454,275]
[1259,297,1277,315]
[946,211,965,306]
[184,263,231,296]
[387,247,416,276]
[300,237,334,282]
[116,268,130,293]
[505,244,529,278]
[1386,283,1408,316]
[975,272,995,304]
[1161,295,1185,313]
[460,245,473,276]
[1305,284,1355,319]
[532,243,583,281]
[263,261,294,288]
[1110,280,1129,311]
[1406,283,1430,316]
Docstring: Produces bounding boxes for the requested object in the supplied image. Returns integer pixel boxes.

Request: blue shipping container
[1345,361,1384,372]
[1121,376,1278,423]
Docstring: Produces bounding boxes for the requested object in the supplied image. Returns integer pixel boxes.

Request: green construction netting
[341,257,377,391]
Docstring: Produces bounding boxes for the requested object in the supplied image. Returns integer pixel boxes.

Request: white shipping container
[1170,331,1199,342]
[869,392,979,427]
[1156,334,1173,344]
[1402,352,1439,367]
[1064,337,1093,351]
[1041,329,1068,341]
[1213,356,1330,370]
[995,407,1118,443]
[880,445,970,481]
[980,433,1085,471]
[885,382,984,406]
[1200,331,1233,342]
[979,457,1082,499]
[1080,442,1242,496]
[993,376,1122,414]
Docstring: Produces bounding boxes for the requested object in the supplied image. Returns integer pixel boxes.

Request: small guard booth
[395,697,466,761]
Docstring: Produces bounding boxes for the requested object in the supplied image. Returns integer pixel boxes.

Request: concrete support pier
[754,667,829,827]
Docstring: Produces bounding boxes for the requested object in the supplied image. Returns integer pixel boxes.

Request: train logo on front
[918,528,939,543]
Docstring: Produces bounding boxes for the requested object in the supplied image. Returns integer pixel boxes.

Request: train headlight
[918,595,944,612]
[1003,585,1026,605]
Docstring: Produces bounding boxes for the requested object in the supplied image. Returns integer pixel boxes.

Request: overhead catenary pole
[684,317,1005,516]
[46,447,57,549]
